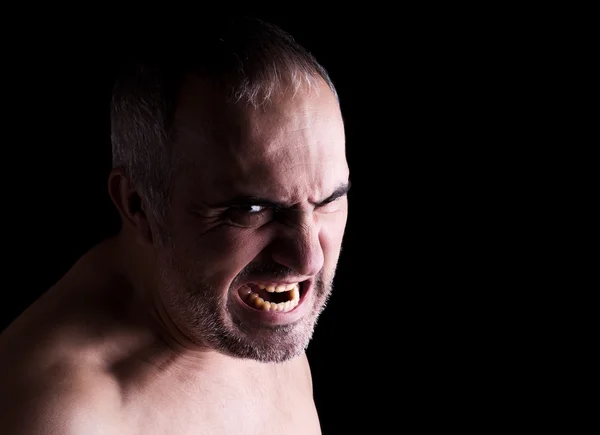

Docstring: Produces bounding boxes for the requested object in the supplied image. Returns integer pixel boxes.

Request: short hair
[110,16,338,224]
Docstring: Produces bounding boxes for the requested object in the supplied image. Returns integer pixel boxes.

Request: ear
[108,168,153,245]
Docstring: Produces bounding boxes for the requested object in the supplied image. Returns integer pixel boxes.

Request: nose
[270,214,324,278]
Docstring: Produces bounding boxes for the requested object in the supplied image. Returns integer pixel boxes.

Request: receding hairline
[171,71,342,172]
[175,67,337,118]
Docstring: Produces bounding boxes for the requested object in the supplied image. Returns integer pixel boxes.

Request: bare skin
[0,76,348,434]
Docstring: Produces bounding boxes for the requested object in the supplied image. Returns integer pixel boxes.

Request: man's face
[155,76,349,363]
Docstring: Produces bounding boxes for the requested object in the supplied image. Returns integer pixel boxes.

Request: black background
[0,11,555,434]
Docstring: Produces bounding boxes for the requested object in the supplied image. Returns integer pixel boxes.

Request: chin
[224,317,317,363]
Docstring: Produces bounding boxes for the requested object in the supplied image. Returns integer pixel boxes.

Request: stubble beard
[155,243,334,363]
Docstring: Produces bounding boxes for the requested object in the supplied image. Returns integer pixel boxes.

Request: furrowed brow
[312,181,351,207]
[206,181,351,210]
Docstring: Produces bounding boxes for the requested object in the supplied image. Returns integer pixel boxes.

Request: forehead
[173,75,348,204]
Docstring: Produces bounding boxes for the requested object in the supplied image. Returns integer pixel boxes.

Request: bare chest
[127,375,322,435]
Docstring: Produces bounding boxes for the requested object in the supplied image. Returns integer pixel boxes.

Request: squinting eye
[224,205,274,227]
[319,197,344,213]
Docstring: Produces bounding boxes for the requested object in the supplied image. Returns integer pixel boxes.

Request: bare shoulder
[0,244,129,434]
[0,359,123,435]
[0,324,124,434]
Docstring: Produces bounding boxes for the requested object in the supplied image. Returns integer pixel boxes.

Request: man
[0,16,350,434]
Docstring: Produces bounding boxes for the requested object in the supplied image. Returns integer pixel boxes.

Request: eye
[318,197,346,213]
[248,205,264,213]
[224,205,275,227]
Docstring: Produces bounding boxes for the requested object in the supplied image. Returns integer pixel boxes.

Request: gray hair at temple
[110,16,339,227]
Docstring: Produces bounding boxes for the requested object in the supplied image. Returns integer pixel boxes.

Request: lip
[232,279,312,326]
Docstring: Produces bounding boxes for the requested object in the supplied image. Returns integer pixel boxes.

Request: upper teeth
[256,282,299,293]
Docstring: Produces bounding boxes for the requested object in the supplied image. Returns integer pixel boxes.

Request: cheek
[319,212,348,265]
[173,226,272,281]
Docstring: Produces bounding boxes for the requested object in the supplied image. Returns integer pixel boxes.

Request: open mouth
[239,282,302,313]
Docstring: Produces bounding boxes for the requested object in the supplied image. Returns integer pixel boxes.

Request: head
[109,17,350,363]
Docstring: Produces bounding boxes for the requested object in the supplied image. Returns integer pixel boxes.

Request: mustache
[236,262,298,281]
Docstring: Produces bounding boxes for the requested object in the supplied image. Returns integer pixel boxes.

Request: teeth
[257,282,299,293]
[244,285,301,312]
[290,287,299,301]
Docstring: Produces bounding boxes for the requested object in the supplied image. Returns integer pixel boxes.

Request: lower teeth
[244,287,300,312]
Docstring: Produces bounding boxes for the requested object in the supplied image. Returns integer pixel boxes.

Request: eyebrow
[209,181,351,209]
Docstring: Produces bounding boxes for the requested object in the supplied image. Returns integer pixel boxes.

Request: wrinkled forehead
[172,74,347,196]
